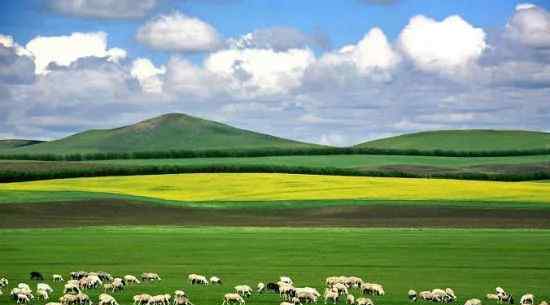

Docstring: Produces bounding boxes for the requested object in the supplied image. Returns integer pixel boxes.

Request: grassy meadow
[1,173,550,204]
[0,227,548,305]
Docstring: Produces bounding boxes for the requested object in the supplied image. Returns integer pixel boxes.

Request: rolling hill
[0,139,43,150]
[356,130,550,151]
[4,113,319,154]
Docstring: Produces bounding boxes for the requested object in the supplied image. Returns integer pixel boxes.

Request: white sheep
[37,289,49,301]
[59,294,79,305]
[465,299,482,305]
[420,291,434,301]
[0,277,8,288]
[210,276,222,285]
[174,295,192,305]
[223,293,245,305]
[77,293,92,305]
[296,290,317,304]
[46,302,63,305]
[347,294,356,305]
[133,294,152,305]
[356,298,373,305]
[361,283,384,296]
[324,288,339,304]
[333,283,348,296]
[53,275,64,282]
[99,294,119,305]
[38,283,54,293]
[487,294,500,301]
[235,285,253,298]
[18,283,31,290]
[17,294,31,304]
[141,273,161,282]
[124,275,141,284]
[280,276,293,285]
[521,294,535,305]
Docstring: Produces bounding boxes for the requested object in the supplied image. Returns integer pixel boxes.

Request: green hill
[0,139,43,150]
[356,130,550,152]
[5,113,319,154]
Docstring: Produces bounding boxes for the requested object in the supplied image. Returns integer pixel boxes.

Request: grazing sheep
[539,302,548,305]
[97,272,113,282]
[361,283,384,296]
[281,302,296,305]
[267,283,280,293]
[188,274,208,286]
[111,279,125,292]
[333,283,348,296]
[235,285,253,298]
[18,283,31,290]
[280,276,294,285]
[99,294,119,305]
[432,289,450,303]
[37,289,49,301]
[223,293,245,305]
[296,291,317,304]
[141,273,161,282]
[133,294,152,305]
[38,283,54,293]
[465,299,482,305]
[60,294,79,305]
[409,290,417,302]
[46,302,63,305]
[499,293,515,304]
[324,288,340,304]
[124,275,141,284]
[296,288,321,299]
[446,288,457,302]
[257,283,265,294]
[487,294,500,301]
[521,294,535,305]
[347,294,356,305]
[77,293,91,305]
[71,272,88,280]
[420,291,434,301]
[18,293,31,304]
[279,284,297,301]
[174,291,186,298]
[148,294,171,305]
[11,288,33,301]
[356,298,373,305]
[210,276,222,285]
[53,275,64,282]
[174,295,192,305]
[0,277,8,288]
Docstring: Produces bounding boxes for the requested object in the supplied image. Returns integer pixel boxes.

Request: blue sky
[1,1,550,145]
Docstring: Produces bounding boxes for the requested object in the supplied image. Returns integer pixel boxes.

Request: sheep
[487,295,500,301]
[71,272,88,280]
[18,293,31,304]
[267,283,280,293]
[97,272,113,282]
[280,276,294,285]
[46,302,63,305]
[235,285,253,298]
[347,294,356,305]
[257,283,265,294]
[18,283,31,290]
[409,290,417,302]
[60,294,79,305]
[296,290,317,304]
[111,279,125,292]
[0,277,8,288]
[38,283,54,293]
[326,276,347,288]
[148,294,171,305]
[465,299,482,305]
[499,293,515,304]
[124,275,141,284]
[141,273,162,282]
[539,302,548,305]
[210,276,222,285]
[223,293,245,305]
[333,283,348,296]
[77,293,92,305]
[361,283,384,296]
[37,289,50,301]
[296,287,321,299]
[356,298,373,305]
[174,295,193,305]
[11,288,33,300]
[188,274,208,286]
[133,294,152,305]
[53,274,64,282]
[346,277,364,289]
[420,291,434,301]
[432,289,451,303]
[324,288,340,304]
[98,294,119,305]
[521,294,535,305]
[446,288,457,302]
[279,284,297,301]
[0,289,3,296]
[174,291,186,298]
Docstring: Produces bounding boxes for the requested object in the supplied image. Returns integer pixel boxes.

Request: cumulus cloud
[0,45,35,85]
[227,27,328,51]
[49,0,157,19]
[131,58,165,94]
[25,32,126,74]
[398,15,487,72]
[137,12,221,52]
[204,48,315,97]
[505,4,550,48]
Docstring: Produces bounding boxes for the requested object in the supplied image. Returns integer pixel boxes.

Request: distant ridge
[355,130,550,151]
[4,113,320,154]
[0,139,44,150]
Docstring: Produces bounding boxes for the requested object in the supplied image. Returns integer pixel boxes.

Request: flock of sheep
[0,272,547,305]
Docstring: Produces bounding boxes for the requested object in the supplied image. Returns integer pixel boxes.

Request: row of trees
[2,147,550,161]
[1,164,549,183]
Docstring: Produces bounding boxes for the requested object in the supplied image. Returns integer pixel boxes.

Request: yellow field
[1,173,550,204]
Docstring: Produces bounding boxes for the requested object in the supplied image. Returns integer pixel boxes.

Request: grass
[0,227,548,305]
[357,130,550,151]
[1,173,550,204]
[5,113,318,155]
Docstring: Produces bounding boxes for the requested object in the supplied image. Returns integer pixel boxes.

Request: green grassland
[0,139,43,150]
[4,113,319,155]
[357,130,550,151]
[0,227,548,305]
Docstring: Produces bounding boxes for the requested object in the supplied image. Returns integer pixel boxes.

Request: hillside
[356,130,550,152]
[5,113,319,154]
[0,139,43,150]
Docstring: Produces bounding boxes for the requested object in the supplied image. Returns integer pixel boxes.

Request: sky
[1,0,550,146]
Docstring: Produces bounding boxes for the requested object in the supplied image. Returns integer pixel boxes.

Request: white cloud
[164,56,222,98]
[398,15,487,72]
[319,133,350,147]
[227,27,323,51]
[0,34,33,57]
[49,0,156,19]
[136,12,221,52]
[506,4,550,48]
[204,48,315,97]
[131,58,166,94]
[26,32,126,74]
